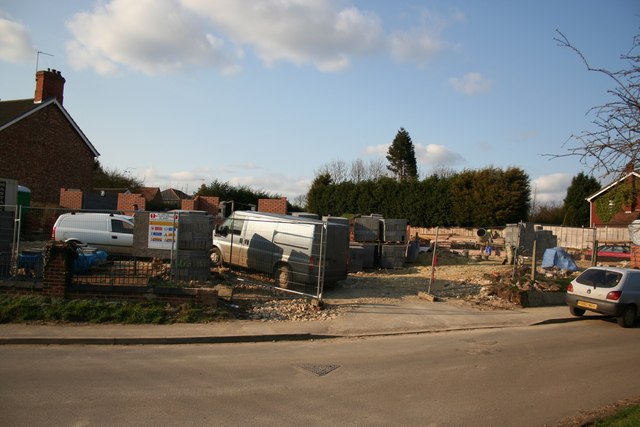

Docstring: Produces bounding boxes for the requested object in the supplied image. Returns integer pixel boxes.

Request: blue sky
[1,1,638,205]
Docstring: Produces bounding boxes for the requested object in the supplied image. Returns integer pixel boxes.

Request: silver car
[565,266,640,328]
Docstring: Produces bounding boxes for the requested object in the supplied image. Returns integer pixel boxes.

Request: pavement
[0,298,572,345]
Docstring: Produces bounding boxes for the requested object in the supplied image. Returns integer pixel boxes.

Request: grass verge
[594,405,640,426]
[0,295,230,324]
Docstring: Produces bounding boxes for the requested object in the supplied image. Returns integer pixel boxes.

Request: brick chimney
[34,68,66,105]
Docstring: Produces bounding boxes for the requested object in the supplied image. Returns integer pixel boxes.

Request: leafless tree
[429,166,457,179]
[316,158,390,183]
[366,158,389,180]
[292,193,307,210]
[314,159,348,184]
[550,30,640,176]
[349,159,367,182]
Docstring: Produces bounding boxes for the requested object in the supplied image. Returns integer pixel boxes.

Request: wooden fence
[410,224,631,250]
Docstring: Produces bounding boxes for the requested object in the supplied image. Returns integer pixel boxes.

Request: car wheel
[617,305,637,328]
[210,248,223,267]
[569,306,585,317]
[275,264,290,289]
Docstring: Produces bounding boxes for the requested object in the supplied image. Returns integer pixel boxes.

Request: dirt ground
[224,248,600,322]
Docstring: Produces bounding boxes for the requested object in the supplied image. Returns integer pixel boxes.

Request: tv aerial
[35,50,54,73]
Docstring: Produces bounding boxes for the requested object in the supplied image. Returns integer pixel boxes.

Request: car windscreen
[576,269,622,288]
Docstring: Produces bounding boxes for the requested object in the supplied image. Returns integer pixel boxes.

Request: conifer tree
[562,172,601,226]
[386,128,418,182]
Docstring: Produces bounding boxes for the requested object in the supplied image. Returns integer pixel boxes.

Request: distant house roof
[139,187,161,202]
[0,97,100,157]
[586,171,640,202]
[161,188,191,203]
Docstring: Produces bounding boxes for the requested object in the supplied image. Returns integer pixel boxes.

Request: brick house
[0,69,99,204]
[586,170,640,227]
[161,188,191,210]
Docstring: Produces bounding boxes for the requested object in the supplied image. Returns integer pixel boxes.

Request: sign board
[148,212,179,250]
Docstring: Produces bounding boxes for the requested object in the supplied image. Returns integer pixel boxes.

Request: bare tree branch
[545,30,640,177]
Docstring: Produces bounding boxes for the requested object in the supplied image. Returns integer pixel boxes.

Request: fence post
[531,240,537,281]
[42,242,72,298]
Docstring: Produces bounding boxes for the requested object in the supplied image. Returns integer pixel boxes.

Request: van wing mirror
[216,225,229,237]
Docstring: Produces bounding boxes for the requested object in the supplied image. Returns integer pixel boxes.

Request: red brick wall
[59,188,83,209]
[117,193,145,215]
[589,175,640,226]
[631,245,640,269]
[35,69,65,104]
[0,103,95,204]
[199,196,220,216]
[181,199,196,210]
[258,197,287,214]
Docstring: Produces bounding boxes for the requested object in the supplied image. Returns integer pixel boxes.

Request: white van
[211,211,348,290]
[51,212,134,256]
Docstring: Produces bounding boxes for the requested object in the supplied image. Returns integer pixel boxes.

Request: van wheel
[210,248,223,267]
[617,305,636,328]
[275,265,290,289]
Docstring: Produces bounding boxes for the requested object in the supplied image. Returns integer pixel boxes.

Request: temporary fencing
[0,206,345,301]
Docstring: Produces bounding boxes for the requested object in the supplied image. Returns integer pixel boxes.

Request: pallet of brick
[380,243,406,269]
[360,242,379,269]
[381,218,407,243]
[353,216,381,242]
[348,243,364,272]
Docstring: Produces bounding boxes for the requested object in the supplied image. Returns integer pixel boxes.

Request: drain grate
[299,364,340,376]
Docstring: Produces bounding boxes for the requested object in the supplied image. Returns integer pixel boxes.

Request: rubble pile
[248,299,345,322]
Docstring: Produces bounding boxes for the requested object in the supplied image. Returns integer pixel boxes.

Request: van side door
[110,218,134,248]
[244,219,277,274]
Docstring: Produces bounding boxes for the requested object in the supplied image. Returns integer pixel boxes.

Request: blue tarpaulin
[541,247,578,272]
[73,248,108,274]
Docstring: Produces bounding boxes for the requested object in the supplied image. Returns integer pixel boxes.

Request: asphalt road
[1,319,639,426]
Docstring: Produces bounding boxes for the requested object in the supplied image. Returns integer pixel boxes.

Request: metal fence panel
[1,206,339,300]
[212,215,337,299]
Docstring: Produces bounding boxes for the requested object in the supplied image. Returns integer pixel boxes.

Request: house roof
[0,97,100,157]
[139,187,162,202]
[161,188,191,202]
[586,171,640,202]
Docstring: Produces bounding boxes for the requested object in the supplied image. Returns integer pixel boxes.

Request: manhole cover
[299,364,340,376]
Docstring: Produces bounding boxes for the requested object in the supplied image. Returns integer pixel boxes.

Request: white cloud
[389,30,446,64]
[389,8,462,66]
[182,0,383,71]
[138,167,309,200]
[448,72,492,95]
[363,144,389,156]
[532,173,572,203]
[62,0,465,76]
[415,143,466,168]
[0,16,34,63]
[65,0,241,75]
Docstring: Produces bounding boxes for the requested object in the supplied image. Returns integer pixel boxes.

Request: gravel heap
[248,299,347,322]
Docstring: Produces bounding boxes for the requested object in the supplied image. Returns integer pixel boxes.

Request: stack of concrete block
[349,215,408,270]
[504,222,558,259]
